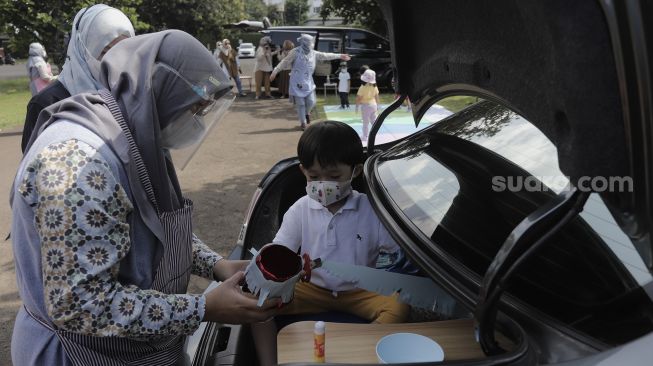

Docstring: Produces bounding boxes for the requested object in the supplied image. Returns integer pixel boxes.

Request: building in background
[263,0,344,26]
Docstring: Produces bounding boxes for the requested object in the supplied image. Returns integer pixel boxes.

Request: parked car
[185,0,653,365]
[237,42,255,58]
[256,25,393,88]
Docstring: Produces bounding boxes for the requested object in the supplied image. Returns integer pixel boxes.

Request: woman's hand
[213,259,248,282]
[340,54,351,61]
[270,73,277,82]
[204,271,280,324]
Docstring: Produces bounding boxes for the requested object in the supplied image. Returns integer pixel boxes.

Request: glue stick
[313,321,326,363]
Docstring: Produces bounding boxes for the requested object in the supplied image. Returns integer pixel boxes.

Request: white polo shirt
[273,190,399,291]
[338,71,350,93]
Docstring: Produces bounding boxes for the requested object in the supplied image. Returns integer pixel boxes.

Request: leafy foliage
[0,0,146,68]
[136,0,246,49]
[0,0,246,68]
[243,0,267,21]
[284,0,309,26]
[266,4,283,26]
[320,0,387,36]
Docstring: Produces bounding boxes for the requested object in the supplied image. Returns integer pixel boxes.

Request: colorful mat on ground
[323,104,453,146]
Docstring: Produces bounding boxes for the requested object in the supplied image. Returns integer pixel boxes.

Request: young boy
[337,61,351,108]
[251,120,409,366]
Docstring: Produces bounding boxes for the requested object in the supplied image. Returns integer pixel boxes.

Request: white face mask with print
[305,167,358,207]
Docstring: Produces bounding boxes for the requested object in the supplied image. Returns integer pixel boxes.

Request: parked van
[260,26,393,88]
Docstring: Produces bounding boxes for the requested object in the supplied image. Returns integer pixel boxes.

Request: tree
[243,0,267,21]
[0,0,246,68]
[266,4,283,26]
[284,0,309,26]
[0,0,146,68]
[320,0,388,36]
[137,0,246,48]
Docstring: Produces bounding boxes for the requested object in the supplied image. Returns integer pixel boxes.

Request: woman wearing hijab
[271,33,350,130]
[218,38,246,97]
[26,42,57,96]
[11,30,278,366]
[21,4,135,153]
[253,36,278,99]
[277,40,294,99]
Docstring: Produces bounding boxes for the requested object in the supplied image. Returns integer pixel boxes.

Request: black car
[185,0,653,365]
[260,26,393,89]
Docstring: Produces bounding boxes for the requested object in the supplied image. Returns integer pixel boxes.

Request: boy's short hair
[298,121,364,169]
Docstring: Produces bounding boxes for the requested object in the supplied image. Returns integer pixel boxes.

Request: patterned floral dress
[12,125,223,364]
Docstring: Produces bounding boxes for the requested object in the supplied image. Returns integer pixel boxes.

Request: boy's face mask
[305,166,359,207]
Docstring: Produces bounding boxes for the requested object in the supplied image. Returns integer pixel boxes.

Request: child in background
[251,121,409,366]
[337,61,351,108]
[356,69,380,141]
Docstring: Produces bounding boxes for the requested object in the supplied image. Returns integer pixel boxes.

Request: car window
[346,30,387,50]
[374,100,653,345]
[317,39,340,53]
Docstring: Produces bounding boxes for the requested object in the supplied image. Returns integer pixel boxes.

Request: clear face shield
[156,62,235,170]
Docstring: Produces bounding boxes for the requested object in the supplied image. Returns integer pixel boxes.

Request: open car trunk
[377,0,653,270]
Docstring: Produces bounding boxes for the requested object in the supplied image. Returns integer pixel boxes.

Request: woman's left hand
[213,259,249,282]
[340,54,351,61]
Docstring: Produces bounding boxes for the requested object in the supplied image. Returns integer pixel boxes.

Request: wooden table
[278,319,498,364]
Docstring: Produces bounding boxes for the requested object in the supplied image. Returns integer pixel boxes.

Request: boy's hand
[270,73,276,82]
[204,271,280,324]
[213,259,248,282]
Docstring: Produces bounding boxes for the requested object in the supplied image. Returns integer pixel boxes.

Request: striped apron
[24,90,195,365]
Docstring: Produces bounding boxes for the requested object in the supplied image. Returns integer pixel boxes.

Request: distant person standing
[253,36,277,99]
[277,40,294,99]
[218,38,246,97]
[26,43,56,96]
[337,61,351,109]
[214,41,229,77]
[21,4,135,152]
[271,34,350,130]
[356,69,380,141]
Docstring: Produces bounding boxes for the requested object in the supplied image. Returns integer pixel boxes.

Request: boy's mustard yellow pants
[279,282,409,323]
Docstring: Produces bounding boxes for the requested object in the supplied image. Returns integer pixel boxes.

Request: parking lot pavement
[0,61,59,80]
[0,91,303,364]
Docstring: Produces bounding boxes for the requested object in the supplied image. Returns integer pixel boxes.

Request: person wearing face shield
[271,33,351,130]
[21,4,135,153]
[11,30,279,366]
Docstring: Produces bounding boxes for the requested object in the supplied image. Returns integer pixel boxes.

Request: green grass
[0,77,30,130]
[314,91,479,119]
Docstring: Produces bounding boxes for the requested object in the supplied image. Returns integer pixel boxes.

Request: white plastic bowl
[375,333,445,364]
